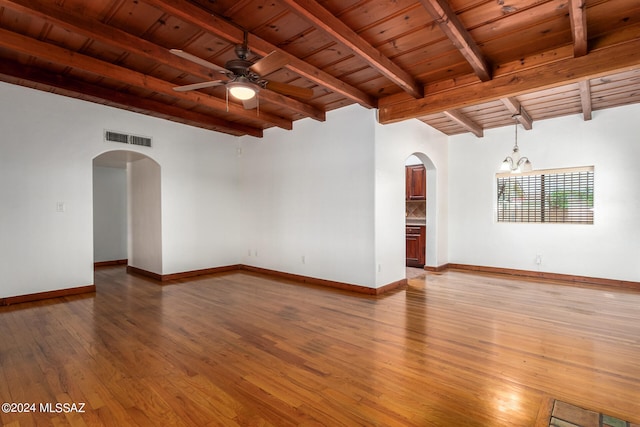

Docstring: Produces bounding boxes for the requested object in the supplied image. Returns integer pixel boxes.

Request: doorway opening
[404,152,436,273]
[92,150,162,274]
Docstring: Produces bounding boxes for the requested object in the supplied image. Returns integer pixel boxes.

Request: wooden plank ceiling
[0,0,639,138]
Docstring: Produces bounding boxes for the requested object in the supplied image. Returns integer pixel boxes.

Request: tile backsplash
[406,200,426,219]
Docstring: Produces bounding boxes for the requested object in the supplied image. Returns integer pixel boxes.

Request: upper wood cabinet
[406,165,426,200]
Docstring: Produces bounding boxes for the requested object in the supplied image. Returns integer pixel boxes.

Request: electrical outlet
[535,255,542,265]
[301,255,305,264]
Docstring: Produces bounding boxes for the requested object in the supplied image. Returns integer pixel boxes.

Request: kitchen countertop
[406,218,426,226]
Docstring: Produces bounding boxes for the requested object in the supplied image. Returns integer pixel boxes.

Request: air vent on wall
[104,130,152,147]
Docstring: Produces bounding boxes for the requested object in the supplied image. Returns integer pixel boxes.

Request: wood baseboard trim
[375,278,408,295]
[1,284,96,306]
[424,263,450,272]
[5,262,634,307]
[447,263,640,291]
[126,265,163,281]
[161,265,242,281]
[9,262,631,307]
[124,262,639,295]
[127,264,406,295]
[240,265,406,295]
[94,259,128,268]
[126,264,242,282]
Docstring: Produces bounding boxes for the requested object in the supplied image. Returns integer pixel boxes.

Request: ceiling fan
[171,33,313,108]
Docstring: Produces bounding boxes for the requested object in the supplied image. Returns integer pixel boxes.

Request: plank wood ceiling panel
[0,0,638,137]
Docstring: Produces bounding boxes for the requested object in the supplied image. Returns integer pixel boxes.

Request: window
[496,166,594,224]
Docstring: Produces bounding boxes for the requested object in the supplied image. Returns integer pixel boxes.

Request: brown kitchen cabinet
[406,165,426,200]
[406,225,425,267]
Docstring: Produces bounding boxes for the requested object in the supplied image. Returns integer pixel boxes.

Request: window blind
[496,166,594,224]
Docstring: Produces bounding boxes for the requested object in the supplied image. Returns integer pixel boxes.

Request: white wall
[0,86,94,297]
[128,157,162,274]
[2,80,639,299]
[238,105,377,287]
[93,166,127,262]
[238,104,452,289]
[448,104,640,282]
[238,105,451,289]
[374,118,449,286]
[158,130,241,274]
[0,82,239,298]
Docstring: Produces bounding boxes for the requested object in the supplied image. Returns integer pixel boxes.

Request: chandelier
[499,112,533,173]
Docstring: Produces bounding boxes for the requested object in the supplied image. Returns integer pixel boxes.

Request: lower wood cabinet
[406,225,425,267]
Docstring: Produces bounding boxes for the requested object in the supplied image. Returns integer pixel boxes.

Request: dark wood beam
[443,110,483,137]
[0,27,292,130]
[144,0,377,108]
[379,39,640,124]
[0,60,263,137]
[500,97,533,130]
[0,0,325,123]
[578,80,593,121]
[569,0,588,57]
[279,0,423,99]
[418,0,491,82]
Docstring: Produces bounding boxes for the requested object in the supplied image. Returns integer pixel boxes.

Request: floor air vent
[105,130,152,147]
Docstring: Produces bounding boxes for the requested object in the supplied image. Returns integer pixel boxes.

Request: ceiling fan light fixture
[227,78,257,100]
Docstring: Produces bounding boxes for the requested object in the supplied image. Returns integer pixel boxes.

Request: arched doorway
[93,150,162,275]
[404,152,437,270]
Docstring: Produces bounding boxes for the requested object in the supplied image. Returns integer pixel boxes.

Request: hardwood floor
[1,267,639,426]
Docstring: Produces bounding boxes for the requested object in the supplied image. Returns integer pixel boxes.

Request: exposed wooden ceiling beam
[443,110,483,137]
[259,89,325,122]
[144,0,377,108]
[0,60,263,137]
[0,0,213,79]
[578,80,593,121]
[500,97,533,130]
[0,27,292,130]
[418,0,491,82]
[0,0,325,123]
[279,0,423,99]
[378,39,640,124]
[569,0,588,57]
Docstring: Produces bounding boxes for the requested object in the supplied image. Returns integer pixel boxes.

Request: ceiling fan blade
[170,49,230,74]
[242,97,258,110]
[173,80,225,92]
[249,51,289,76]
[265,81,314,99]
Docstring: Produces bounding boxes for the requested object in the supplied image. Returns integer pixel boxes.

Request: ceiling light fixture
[227,77,258,100]
[499,111,533,173]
